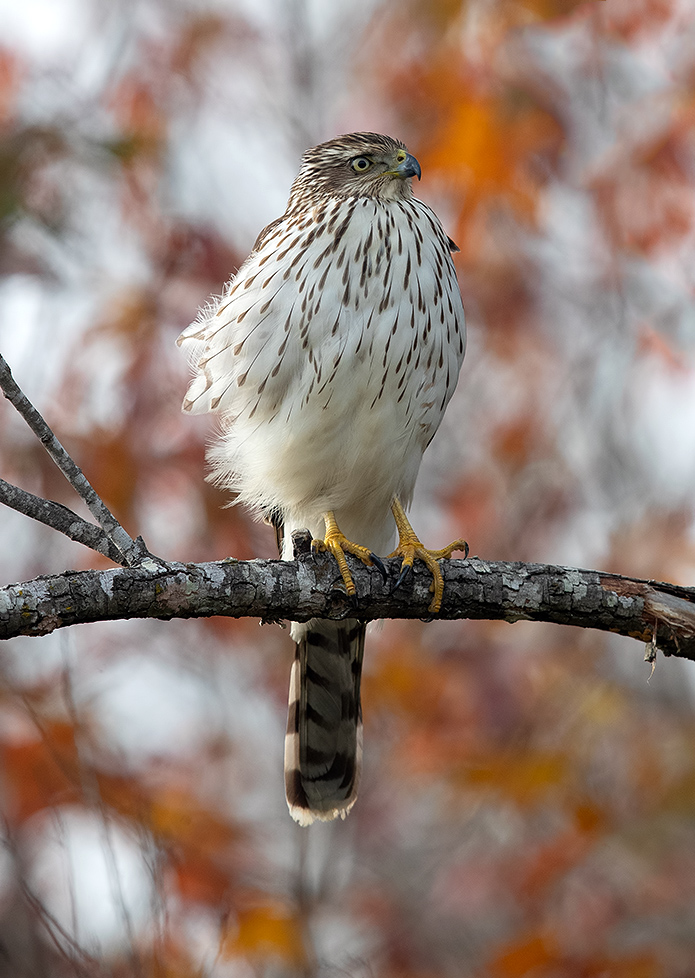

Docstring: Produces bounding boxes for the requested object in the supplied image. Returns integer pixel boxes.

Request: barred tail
[284,619,365,826]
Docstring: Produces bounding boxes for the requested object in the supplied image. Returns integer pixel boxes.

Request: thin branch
[1,540,694,660]
[58,647,144,978]
[0,353,149,567]
[0,478,123,561]
[1,817,105,978]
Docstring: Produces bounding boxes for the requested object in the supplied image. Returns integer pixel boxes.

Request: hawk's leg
[388,496,468,613]
[312,512,386,597]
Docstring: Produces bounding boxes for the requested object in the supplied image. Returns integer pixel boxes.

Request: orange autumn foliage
[221,902,307,966]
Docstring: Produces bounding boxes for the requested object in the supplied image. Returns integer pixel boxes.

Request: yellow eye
[351,157,371,172]
[396,150,406,163]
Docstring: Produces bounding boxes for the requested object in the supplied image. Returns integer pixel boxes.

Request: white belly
[181,195,466,554]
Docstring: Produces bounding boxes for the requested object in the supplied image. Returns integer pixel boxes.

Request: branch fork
[2,354,695,662]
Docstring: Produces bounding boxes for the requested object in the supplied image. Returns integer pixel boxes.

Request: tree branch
[0,478,123,562]
[0,354,149,568]
[2,535,694,661]
[1,357,694,663]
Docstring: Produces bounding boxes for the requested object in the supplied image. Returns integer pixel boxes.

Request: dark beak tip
[401,152,422,181]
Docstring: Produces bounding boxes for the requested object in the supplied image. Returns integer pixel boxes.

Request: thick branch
[2,547,694,660]
[0,354,147,567]
[0,479,122,562]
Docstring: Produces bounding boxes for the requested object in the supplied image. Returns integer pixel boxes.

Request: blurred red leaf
[2,722,80,821]
[489,933,558,977]
[172,852,232,904]
[599,0,676,40]
[636,325,688,372]
[594,121,695,255]
[0,47,21,126]
[515,816,604,899]
[108,75,165,162]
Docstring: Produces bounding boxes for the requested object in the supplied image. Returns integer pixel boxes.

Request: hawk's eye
[351,157,371,173]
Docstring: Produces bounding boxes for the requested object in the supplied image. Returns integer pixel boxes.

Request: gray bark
[4,355,694,662]
[2,535,694,660]
[0,354,149,567]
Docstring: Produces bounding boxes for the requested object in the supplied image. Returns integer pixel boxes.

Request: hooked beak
[396,152,422,181]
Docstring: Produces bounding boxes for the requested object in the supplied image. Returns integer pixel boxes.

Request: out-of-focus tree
[1,0,695,976]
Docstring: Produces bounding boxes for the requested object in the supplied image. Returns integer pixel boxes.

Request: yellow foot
[312,512,385,598]
[388,497,468,614]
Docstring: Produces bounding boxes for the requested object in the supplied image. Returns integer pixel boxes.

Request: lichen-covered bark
[5,356,692,660]
[2,549,695,660]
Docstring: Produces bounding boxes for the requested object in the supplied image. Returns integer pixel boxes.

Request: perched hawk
[178,132,466,825]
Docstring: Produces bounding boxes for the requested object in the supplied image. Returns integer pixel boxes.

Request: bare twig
[0,478,123,561]
[1,816,105,978]
[58,642,144,978]
[0,353,149,567]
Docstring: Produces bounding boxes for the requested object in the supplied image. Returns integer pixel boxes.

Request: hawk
[178,133,466,825]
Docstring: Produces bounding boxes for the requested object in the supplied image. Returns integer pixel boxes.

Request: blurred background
[1,0,695,975]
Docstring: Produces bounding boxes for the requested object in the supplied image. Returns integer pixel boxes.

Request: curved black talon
[394,563,413,590]
[369,552,388,582]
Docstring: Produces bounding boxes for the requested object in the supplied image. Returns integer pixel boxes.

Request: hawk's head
[287,132,421,211]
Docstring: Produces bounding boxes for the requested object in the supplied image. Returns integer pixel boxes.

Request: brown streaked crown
[286,132,415,211]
